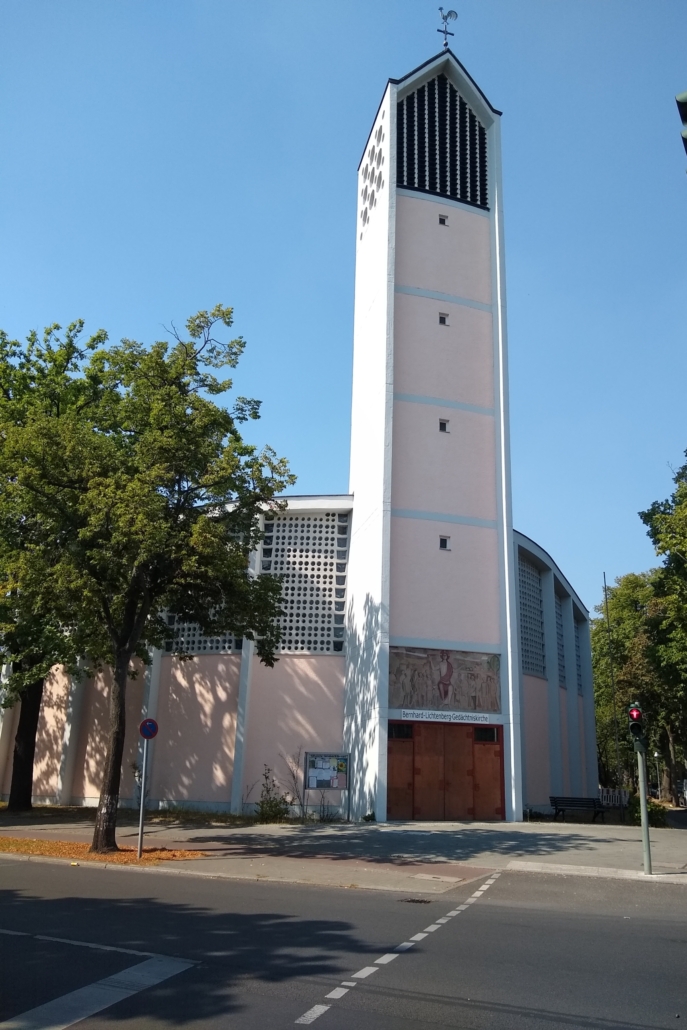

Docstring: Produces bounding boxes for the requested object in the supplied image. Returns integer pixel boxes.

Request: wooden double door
[387,722,504,821]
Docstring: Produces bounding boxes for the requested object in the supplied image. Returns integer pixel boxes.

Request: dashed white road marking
[294,871,503,1023]
[295,1004,331,1024]
[352,967,379,979]
[0,956,194,1030]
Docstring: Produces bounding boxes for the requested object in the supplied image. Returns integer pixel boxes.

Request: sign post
[137,719,158,859]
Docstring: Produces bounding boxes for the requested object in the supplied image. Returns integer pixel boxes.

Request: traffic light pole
[635,743,652,876]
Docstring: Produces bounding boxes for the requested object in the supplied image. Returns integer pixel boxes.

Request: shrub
[255,766,291,823]
[627,793,667,828]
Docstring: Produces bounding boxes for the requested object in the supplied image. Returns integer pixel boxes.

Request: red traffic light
[629,706,642,722]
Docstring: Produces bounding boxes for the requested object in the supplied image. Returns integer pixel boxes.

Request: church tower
[344,48,522,821]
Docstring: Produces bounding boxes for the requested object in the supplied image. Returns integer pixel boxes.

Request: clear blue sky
[1,1,685,613]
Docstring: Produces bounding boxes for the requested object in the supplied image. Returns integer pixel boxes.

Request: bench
[550,796,606,823]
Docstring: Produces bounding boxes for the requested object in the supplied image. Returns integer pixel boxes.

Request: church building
[0,48,597,822]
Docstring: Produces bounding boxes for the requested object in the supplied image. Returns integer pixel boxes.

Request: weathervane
[437,7,457,49]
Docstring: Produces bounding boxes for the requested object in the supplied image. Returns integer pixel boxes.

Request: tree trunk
[7,677,45,811]
[90,651,130,852]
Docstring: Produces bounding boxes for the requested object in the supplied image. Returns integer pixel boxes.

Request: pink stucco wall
[395,195,492,304]
[71,668,144,803]
[391,401,496,519]
[389,517,500,644]
[522,674,550,806]
[32,666,71,801]
[242,655,345,808]
[559,687,570,795]
[393,294,494,410]
[149,655,241,805]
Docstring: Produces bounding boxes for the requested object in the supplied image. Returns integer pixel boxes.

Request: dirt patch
[0,836,206,864]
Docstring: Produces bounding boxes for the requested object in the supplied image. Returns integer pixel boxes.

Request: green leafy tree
[592,568,687,801]
[0,321,106,809]
[0,306,294,850]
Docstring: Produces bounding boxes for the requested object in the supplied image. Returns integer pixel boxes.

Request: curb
[0,851,489,893]
[506,859,687,884]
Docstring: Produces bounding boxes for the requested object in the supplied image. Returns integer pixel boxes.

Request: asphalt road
[1,856,685,1030]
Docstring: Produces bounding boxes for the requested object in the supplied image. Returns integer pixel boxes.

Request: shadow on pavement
[0,886,375,1023]
[181,825,624,866]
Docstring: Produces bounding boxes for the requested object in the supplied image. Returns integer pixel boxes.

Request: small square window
[439,313,448,326]
[439,536,450,550]
[439,419,449,433]
[438,215,448,226]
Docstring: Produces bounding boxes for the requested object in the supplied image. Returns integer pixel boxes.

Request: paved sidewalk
[2,816,686,890]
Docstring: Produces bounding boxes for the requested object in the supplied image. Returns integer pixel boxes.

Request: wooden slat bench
[550,796,606,823]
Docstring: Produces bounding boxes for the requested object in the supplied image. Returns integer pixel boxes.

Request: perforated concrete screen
[261,511,350,653]
[164,616,242,655]
[518,557,545,677]
[555,593,566,688]
[574,620,583,694]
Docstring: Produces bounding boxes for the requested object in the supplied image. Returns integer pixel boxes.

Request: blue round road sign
[139,718,158,739]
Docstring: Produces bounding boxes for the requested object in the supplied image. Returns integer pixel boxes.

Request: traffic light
[628,703,645,741]
[677,92,687,157]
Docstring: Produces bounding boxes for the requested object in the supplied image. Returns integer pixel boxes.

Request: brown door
[413,723,444,819]
[473,738,504,820]
[444,724,474,819]
[387,739,413,820]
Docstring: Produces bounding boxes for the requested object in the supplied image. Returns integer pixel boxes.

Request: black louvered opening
[469,113,477,201]
[416,85,427,190]
[427,79,437,193]
[405,93,415,188]
[437,75,448,195]
[396,73,489,210]
[459,97,469,201]
[478,124,488,207]
[448,84,458,197]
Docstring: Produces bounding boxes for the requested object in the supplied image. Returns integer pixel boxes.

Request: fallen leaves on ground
[0,836,206,864]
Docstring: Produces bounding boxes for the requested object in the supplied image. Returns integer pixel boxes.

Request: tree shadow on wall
[0,886,377,1024]
[342,592,383,821]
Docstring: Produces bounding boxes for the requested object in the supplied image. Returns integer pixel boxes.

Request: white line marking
[295,1004,330,1024]
[423,924,441,932]
[375,954,398,965]
[436,918,450,923]
[446,911,460,916]
[325,988,348,1000]
[352,967,379,979]
[0,956,193,1030]
[409,933,428,941]
[395,942,415,951]
[0,929,29,937]
[341,982,357,987]
[35,936,155,958]
[464,898,476,904]
[456,905,468,911]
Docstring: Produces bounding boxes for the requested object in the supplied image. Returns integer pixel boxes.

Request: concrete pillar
[541,569,563,797]
[230,637,254,814]
[562,596,582,795]
[56,664,87,805]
